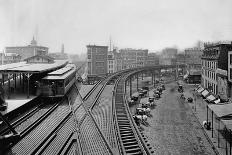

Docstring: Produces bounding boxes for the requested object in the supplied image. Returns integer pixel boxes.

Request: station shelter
[207,103,232,155]
[0,55,68,114]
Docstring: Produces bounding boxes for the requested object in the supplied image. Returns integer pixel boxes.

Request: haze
[0,0,232,54]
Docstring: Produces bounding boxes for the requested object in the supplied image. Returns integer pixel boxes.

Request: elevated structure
[0,55,68,99]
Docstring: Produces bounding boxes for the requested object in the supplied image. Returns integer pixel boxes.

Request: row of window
[202,60,217,69]
[202,69,216,81]
[204,79,217,95]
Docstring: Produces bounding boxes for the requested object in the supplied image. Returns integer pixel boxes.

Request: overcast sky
[0,0,232,54]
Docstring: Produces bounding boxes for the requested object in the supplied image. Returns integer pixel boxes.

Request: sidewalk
[182,81,224,155]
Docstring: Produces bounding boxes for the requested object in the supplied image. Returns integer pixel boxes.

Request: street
[140,82,217,155]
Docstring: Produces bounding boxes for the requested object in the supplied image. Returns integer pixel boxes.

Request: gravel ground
[139,82,217,155]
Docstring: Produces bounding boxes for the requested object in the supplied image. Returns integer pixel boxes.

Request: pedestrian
[51,82,56,96]
[133,115,140,126]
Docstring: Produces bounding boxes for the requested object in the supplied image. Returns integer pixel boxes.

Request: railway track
[2,68,153,154]
[0,99,60,137]
[113,73,152,155]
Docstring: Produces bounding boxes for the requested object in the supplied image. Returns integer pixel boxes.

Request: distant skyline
[0,0,232,54]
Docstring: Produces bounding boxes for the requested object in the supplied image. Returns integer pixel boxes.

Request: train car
[40,64,77,97]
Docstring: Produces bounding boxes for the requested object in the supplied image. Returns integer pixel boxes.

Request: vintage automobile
[178,85,184,93]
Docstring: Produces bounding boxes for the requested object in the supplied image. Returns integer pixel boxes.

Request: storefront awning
[202,90,209,97]
[214,99,221,104]
[208,103,232,118]
[197,87,204,93]
[206,95,216,102]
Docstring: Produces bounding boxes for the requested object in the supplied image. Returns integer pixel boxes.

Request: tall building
[107,51,116,74]
[185,47,202,70]
[159,48,177,65]
[5,37,48,60]
[146,53,159,66]
[87,45,108,76]
[119,48,148,69]
[201,42,232,100]
[114,49,123,72]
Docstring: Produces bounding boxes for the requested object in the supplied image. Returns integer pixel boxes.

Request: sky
[0,0,232,54]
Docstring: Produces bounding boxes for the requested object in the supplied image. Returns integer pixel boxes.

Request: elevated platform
[1,95,37,115]
[1,94,37,116]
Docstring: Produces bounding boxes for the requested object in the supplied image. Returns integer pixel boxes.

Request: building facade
[114,50,123,72]
[87,45,108,76]
[146,53,159,66]
[107,51,116,74]
[159,48,177,65]
[5,37,48,60]
[119,48,148,69]
[0,53,21,65]
[201,42,232,100]
[185,47,202,70]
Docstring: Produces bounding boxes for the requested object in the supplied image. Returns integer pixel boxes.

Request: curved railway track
[1,67,159,154]
[113,73,152,155]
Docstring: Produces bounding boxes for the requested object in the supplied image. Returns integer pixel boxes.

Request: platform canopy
[222,120,232,131]
[0,60,68,74]
[208,103,232,118]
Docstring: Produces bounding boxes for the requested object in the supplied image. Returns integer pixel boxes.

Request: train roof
[42,64,76,80]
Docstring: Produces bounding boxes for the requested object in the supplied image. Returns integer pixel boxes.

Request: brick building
[201,42,232,100]
[119,48,148,69]
[146,53,159,66]
[87,45,108,76]
[5,37,48,60]
[159,48,177,65]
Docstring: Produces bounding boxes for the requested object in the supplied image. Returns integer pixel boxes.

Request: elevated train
[40,63,77,97]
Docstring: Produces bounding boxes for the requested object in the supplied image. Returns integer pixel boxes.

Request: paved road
[141,82,216,155]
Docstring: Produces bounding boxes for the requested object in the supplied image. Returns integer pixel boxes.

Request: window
[88,54,91,59]
[230,54,232,65]
[230,68,232,80]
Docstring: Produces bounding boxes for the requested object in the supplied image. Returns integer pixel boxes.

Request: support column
[7,74,13,99]
[8,75,10,99]
[130,77,132,97]
[14,74,16,89]
[19,73,21,85]
[2,73,4,86]
[230,130,231,155]
[22,73,24,92]
[218,120,220,148]
[141,72,143,80]
[151,71,154,85]
[212,111,214,138]
[153,71,155,87]
[125,80,127,94]
[25,73,32,99]
[136,74,138,91]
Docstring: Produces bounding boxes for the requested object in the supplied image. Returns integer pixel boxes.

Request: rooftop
[0,60,68,74]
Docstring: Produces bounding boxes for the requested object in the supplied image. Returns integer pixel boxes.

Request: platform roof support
[130,77,132,97]
[25,73,32,99]
[136,74,138,91]
[7,74,13,99]
[2,74,4,86]
[14,74,16,89]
